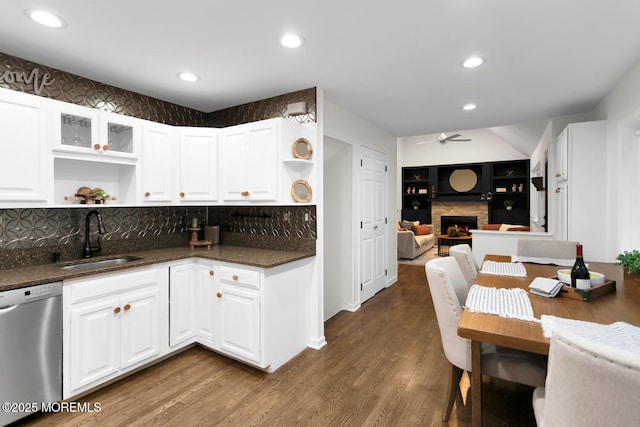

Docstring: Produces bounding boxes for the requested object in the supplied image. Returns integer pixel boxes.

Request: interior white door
[360,146,387,303]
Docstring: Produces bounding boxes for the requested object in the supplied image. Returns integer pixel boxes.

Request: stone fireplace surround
[430,201,489,237]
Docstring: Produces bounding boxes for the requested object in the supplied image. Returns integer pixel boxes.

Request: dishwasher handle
[0,304,19,313]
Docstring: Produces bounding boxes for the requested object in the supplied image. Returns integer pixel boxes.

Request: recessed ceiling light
[280,34,304,48]
[461,56,485,68]
[177,72,200,82]
[462,104,477,111]
[26,9,66,28]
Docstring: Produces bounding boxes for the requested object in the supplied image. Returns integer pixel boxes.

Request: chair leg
[442,363,464,422]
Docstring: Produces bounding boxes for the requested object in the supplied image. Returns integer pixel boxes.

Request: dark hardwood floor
[19,264,536,426]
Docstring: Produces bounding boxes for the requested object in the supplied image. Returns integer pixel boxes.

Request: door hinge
[385,165,387,172]
[360,159,363,167]
[360,283,363,291]
[385,217,387,224]
[385,269,388,276]
[360,221,363,228]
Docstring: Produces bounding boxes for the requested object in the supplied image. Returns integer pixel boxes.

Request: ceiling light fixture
[176,72,200,82]
[26,9,66,28]
[461,56,485,68]
[280,34,304,48]
[462,104,477,111]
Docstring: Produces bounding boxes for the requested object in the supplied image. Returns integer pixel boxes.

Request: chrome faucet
[83,210,106,258]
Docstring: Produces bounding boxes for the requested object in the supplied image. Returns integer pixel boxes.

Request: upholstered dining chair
[516,239,579,260]
[532,327,640,427]
[449,244,478,286]
[425,257,547,422]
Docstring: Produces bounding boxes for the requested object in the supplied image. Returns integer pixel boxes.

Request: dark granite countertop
[0,245,315,292]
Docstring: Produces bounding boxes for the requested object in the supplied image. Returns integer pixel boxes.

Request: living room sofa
[397,222,435,259]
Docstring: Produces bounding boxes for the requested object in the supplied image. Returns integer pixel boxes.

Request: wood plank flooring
[19,264,536,427]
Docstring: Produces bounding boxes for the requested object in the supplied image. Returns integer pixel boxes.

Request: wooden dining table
[457,255,640,427]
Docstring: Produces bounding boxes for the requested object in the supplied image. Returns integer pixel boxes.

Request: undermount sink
[60,256,143,271]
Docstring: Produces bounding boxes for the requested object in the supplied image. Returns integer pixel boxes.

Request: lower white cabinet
[169,261,216,348]
[169,258,312,371]
[63,267,168,399]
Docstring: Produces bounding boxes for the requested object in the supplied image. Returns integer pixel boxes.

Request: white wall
[322,96,398,313]
[323,136,353,320]
[593,61,640,255]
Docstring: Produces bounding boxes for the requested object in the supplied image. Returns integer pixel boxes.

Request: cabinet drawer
[219,266,260,289]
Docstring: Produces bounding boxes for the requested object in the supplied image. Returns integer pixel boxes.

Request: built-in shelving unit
[401,159,530,226]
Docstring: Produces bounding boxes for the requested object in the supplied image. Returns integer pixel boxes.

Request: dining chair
[516,239,579,260]
[532,327,640,427]
[425,257,547,422]
[449,244,478,286]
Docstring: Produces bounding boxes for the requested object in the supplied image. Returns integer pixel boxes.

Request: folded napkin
[465,284,538,322]
[480,260,528,277]
[541,315,640,353]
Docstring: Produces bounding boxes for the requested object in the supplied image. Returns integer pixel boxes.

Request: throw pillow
[412,224,432,236]
[399,220,415,230]
[499,223,515,231]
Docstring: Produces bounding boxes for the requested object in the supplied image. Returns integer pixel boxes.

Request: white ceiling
[2,1,640,155]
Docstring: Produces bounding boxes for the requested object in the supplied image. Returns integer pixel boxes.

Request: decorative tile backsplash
[0,206,316,268]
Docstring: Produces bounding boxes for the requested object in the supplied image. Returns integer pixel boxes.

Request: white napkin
[465,284,538,322]
[480,260,528,277]
[541,315,640,353]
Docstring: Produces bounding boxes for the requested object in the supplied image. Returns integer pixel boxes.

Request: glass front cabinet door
[52,102,139,162]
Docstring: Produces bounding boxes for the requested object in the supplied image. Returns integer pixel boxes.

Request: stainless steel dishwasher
[0,282,62,426]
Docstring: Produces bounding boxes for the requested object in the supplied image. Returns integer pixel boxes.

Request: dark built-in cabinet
[401,159,530,226]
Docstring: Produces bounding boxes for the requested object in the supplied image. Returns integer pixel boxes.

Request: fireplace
[440,215,478,235]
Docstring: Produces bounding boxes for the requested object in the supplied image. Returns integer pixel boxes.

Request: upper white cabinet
[52,101,139,163]
[139,122,176,204]
[220,119,279,202]
[0,88,52,206]
[177,128,219,204]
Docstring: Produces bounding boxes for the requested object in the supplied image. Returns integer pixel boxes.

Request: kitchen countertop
[0,245,315,292]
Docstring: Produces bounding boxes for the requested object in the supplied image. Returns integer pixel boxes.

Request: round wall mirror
[292,138,313,160]
[449,169,478,192]
[291,180,312,203]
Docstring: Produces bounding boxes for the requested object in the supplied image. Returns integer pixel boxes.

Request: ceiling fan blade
[448,138,471,142]
[444,133,461,140]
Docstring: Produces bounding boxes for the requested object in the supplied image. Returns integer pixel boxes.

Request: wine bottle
[571,244,591,290]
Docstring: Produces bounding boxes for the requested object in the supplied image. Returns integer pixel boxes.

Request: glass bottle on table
[571,243,591,290]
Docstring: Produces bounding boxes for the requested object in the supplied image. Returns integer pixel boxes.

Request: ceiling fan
[417,133,472,145]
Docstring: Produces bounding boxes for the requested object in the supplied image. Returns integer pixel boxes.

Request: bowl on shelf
[557,269,605,286]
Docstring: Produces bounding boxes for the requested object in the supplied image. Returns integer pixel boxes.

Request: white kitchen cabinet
[554,120,607,261]
[51,101,139,163]
[218,265,261,364]
[63,267,168,398]
[169,261,217,348]
[177,128,219,204]
[220,119,279,201]
[139,122,176,204]
[0,88,52,206]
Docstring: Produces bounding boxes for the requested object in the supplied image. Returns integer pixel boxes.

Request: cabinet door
[245,123,278,201]
[0,89,51,204]
[140,122,176,203]
[100,112,141,159]
[194,263,217,345]
[220,122,278,202]
[220,128,249,200]
[219,283,261,363]
[69,295,121,392]
[120,285,162,369]
[178,128,219,203]
[169,264,197,347]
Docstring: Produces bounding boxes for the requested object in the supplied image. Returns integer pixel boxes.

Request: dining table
[457,254,640,427]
